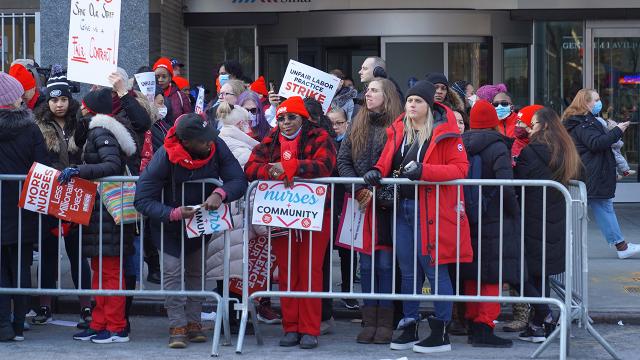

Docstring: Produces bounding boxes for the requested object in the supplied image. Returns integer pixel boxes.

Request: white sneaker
[617,243,640,259]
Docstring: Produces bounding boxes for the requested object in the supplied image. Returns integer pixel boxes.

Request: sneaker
[320,317,335,335]
[342,299,360,310]
[31,306,52,325]
[186,322,207,343]
[624,170,637,177]
[11,321,24,341]
[169,327,188,348]
[617,243,640,259]
[73,328,98,341]
[77,307,92,329]
[257,303,282,324]
[279,332,301,347]
[299,334,318,349]
[90,330,130,344]
[390,319,419,350]
[518,324,546,343]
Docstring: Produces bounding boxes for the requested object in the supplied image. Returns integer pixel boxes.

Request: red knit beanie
[250,76,268,97]
[517,105,544,127]
[470,99,500,129]
[173,76,190,90]
[153,57,174,77]
[8,63,36,91]
[276,96,310,119]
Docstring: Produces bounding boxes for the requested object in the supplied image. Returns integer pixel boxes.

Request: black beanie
[82,88,113,115]
[406,80,436,108]
[425,72,448,87]
[46,64,72,101]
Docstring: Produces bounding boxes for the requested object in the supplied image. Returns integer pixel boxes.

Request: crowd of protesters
[0,54,638,355]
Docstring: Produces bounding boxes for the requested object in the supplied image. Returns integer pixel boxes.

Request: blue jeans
[124,236,142,280]
[589,198,624,246]
[396,199,453,322]
[360,249,393,308]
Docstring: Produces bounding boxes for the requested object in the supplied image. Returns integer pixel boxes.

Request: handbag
[98,166,138,225]
[376,136,420,208]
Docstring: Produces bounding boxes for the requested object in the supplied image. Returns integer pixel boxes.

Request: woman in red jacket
[245,96,336,350]
[364,81,473,354]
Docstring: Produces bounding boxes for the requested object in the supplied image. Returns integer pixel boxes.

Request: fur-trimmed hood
[34,99,81,154]
[0,108,35,141]
[88,114,137,157]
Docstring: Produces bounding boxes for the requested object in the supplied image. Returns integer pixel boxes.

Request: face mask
[281,127,302,140]
[495,105,512,120]
[158,106,167,119]
[336,133,345,142]
[468,94,477,107]
[248,113,257,127]
[514,126,529,140]
[591,100,603,115]
[219,74,230,86]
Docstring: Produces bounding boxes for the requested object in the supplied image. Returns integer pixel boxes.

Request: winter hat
[470,99,500,129]
[8,63,36,91]
[406,80,436,108]
[250,76,268,97]
[173,76,190,90]
[517,105,544,127]
[451,80,469,100]
[153,57,174,77]
[82,88,113,115]
[425,72,448,86]
[46,64,72,101]
[476,83,508,102]
[276,96,310,119]
[0,72,24,106]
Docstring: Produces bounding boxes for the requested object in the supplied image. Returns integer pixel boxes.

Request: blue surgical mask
[281,127,302,140]
[248,113,257,127]
[591,100,603,115]
[495,105,512,120]
[219,74,229,86]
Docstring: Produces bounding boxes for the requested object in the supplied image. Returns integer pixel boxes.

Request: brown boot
[356,306,377,344]
[503,302,530,332]
[168,326,188,348]
[373,306,394,344]
[186,322,207,343]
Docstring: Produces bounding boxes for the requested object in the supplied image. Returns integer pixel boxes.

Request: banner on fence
[18,163,97,226]
[278,60,341,114]
[251,181,327,231]
[185,204,234,238]
[67,0,122,87]
[230,235,278,296]
[134,72,156,104]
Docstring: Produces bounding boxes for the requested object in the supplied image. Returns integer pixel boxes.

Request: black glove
[403,163,423,181]
[363,169,382,186]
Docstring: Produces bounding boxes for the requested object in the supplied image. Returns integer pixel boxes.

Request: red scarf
[279,133,300,181]
[164,84,173,97]
[27,90,40,110]
[164,125,216,170]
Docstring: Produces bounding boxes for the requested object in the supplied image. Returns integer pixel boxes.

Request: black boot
[390,319,419,350]
[412,317,451,354]
[471,321,513,348]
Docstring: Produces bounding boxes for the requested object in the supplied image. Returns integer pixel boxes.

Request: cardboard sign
[18,163,97,226]
[67,0,122,87]
[185,204,233,238]
[194,86,205,115]
[229,234,279,296]
[278,60,341,114]
[335,196,366,251]
[134,72,156,104]
[252,181,327,231]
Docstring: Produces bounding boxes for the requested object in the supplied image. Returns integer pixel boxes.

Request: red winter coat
[498,111,518,138]
[373,103,473,264]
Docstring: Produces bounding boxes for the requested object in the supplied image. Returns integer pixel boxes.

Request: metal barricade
[0,175,232,356]
[236,177,583,359]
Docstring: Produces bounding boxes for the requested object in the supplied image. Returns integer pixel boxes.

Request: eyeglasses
[531,121,540,127]
[332,121,347,127]
[492,101,511,107]
[219,92,236,98]
[245,108,259,115]
[276,114,301,123]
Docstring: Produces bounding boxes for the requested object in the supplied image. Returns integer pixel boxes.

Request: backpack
[463,153,497,224]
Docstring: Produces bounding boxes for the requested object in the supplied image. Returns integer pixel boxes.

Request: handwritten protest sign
[278,60,341,114]
[229,234,279,296]
[194,86,205,115]
[185,204,233,238]
[134,72,156,104]
[67,0,122,87]
[251,181,327,231]
[18,163,97,226]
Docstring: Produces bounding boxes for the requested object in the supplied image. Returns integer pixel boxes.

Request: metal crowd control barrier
[236,177,595,360]
[0,175,232,357]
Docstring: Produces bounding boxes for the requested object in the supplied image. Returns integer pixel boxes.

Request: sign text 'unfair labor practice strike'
[278,60,341,114]
[252,181,327,231]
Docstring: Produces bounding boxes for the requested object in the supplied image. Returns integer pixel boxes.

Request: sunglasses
[276,114,301,123]
[245,108,259,115]
[493,101,511,107]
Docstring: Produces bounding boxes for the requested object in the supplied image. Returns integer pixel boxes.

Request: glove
[403,163,423,181]
[58,167,79,184]
[363,169,382,186]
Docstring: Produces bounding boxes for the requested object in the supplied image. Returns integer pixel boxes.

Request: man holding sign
[245,96,336,349]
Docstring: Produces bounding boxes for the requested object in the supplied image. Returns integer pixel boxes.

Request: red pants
[463,280,500,328]
[272,222,329,336]
[90,256,126,332]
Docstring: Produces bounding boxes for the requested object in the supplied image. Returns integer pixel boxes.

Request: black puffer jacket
[514,141,566,277]
[461,130,522,284]
[564,113,621,199]
[0,108,50,246]
[34,99,82,170]
[77,114,137,258]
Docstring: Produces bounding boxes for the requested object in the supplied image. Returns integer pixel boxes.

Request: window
[1,13,38,71]
[503,44,530,106]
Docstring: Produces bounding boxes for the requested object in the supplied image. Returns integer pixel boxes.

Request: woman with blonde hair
[562,89,639,259]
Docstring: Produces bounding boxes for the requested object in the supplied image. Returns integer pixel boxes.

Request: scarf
[164,125,216,170]
[279,131,301,181]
